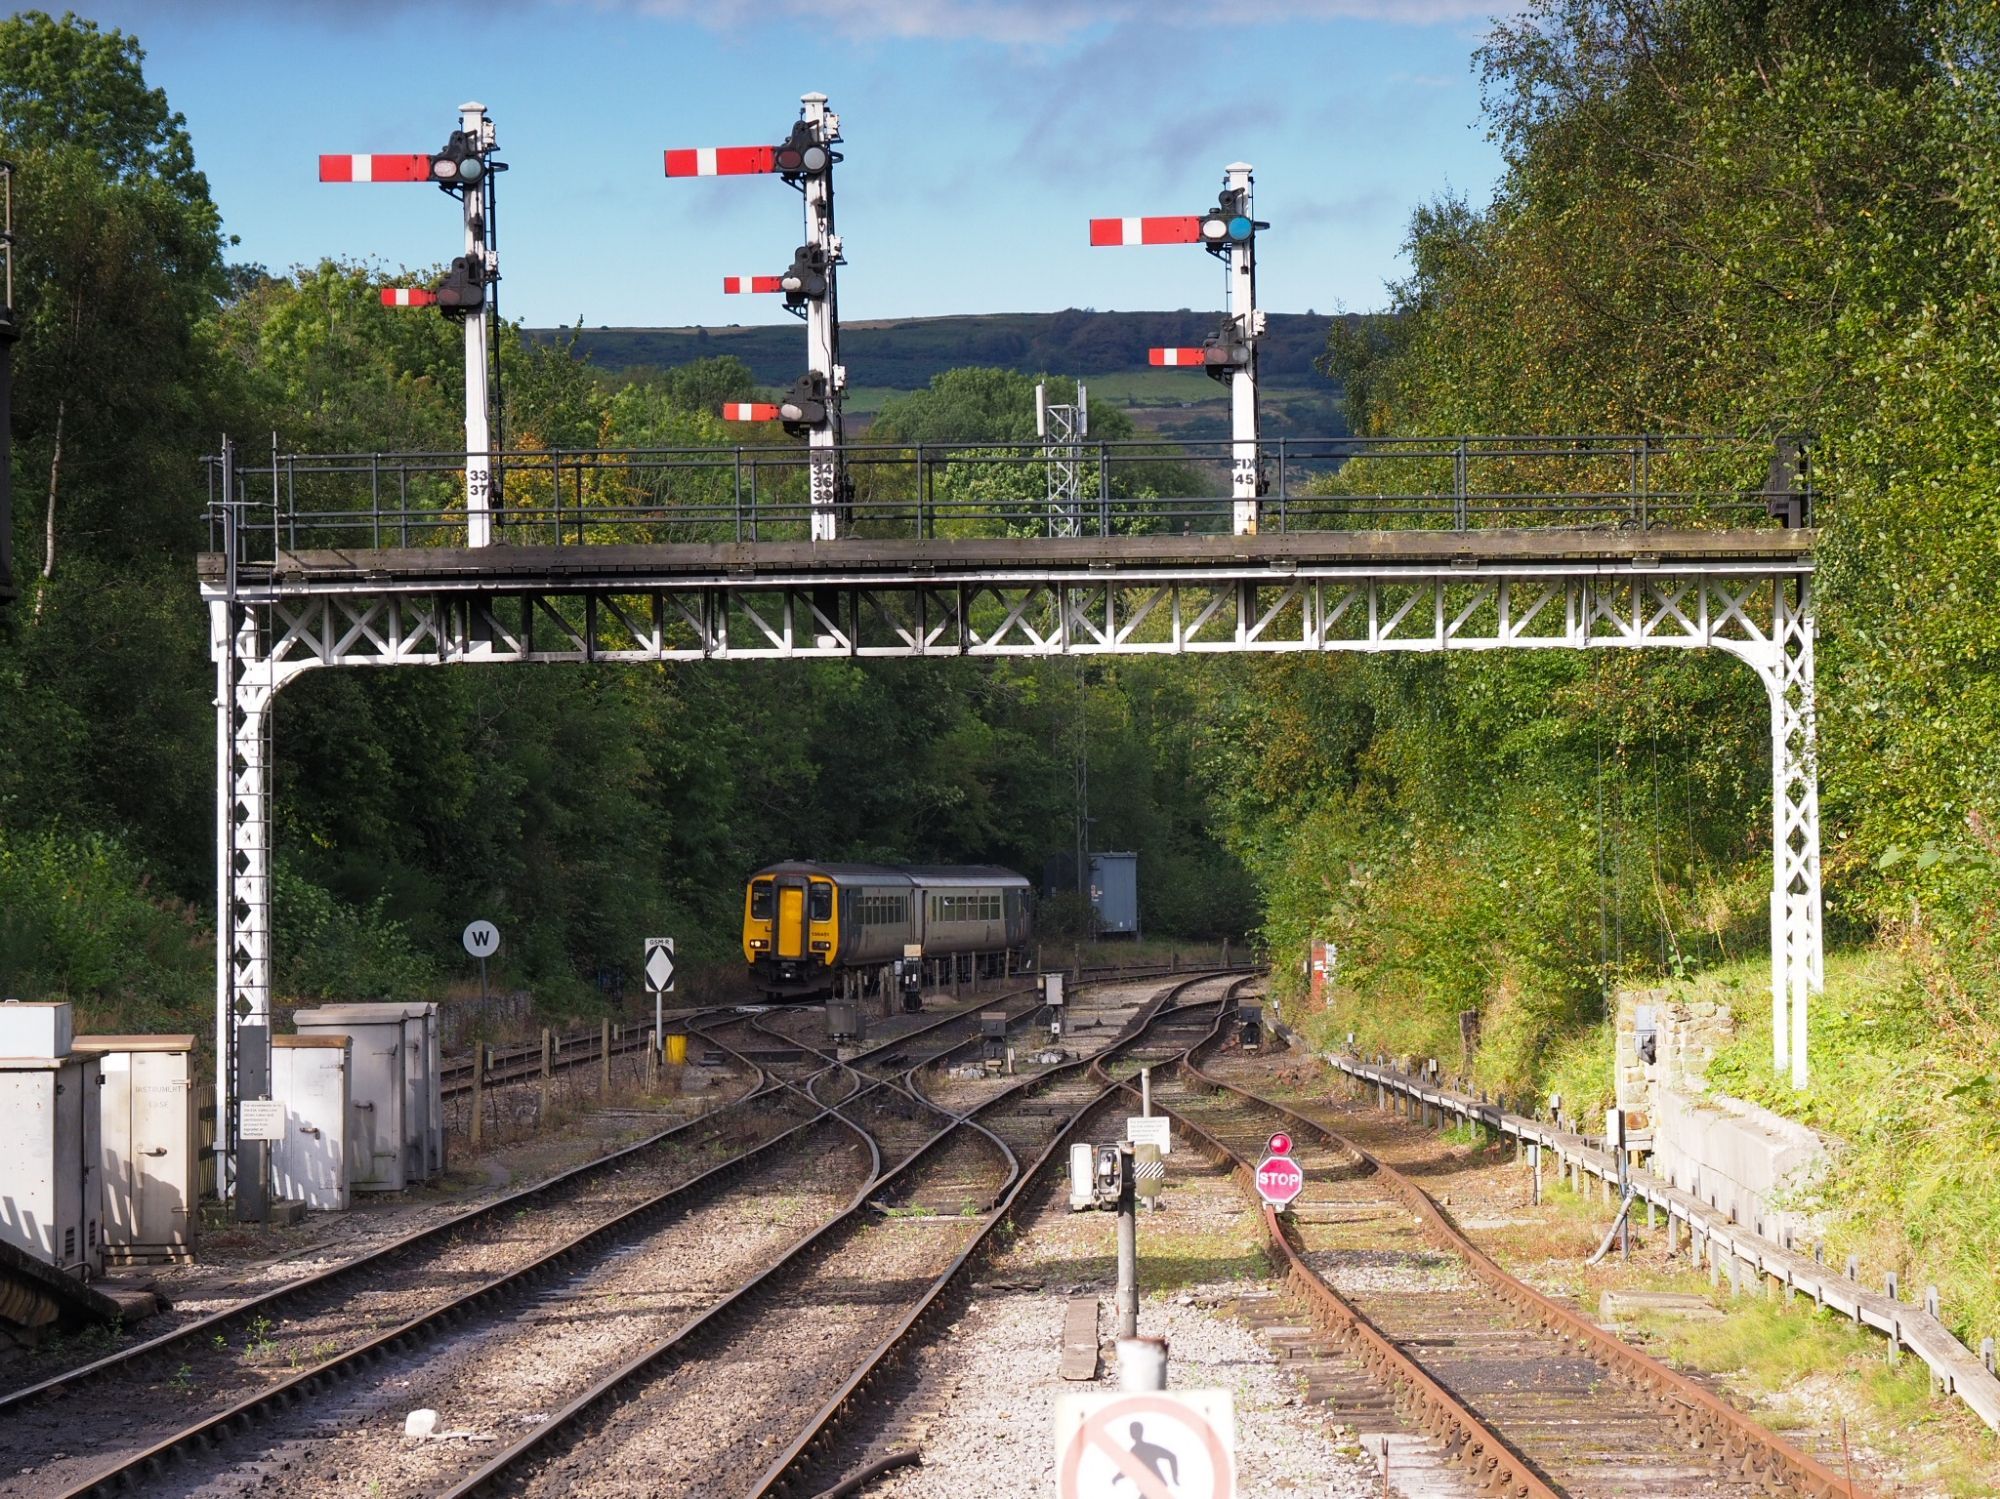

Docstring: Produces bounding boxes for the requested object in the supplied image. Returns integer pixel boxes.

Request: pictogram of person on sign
[1111,1422,1180,1490]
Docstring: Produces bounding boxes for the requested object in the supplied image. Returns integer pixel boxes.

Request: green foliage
[0,826,208,1031]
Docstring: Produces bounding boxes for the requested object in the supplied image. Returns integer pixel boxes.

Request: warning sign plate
[1054,1389,1235,1499]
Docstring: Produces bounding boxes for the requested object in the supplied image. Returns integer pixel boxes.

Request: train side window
[810,883,833,921]
[750,882,773,920]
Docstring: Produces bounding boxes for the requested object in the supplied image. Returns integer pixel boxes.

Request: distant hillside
[526,309,1351,439]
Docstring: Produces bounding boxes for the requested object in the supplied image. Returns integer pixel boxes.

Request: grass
[1463,1144,2000,1494]
[1668,949,2000,1353]
[1623,1272,2000,1496]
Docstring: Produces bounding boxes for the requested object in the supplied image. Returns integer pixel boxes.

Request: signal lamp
[429,130,486,189]
[780,244,829,306]
[1200,188,1262,250]
[778,372,829,431]
[435,255,485,314]
[773,121,831,177]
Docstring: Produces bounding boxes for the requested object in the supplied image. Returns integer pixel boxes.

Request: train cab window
[809,883,833,921]
[750,882,773,921]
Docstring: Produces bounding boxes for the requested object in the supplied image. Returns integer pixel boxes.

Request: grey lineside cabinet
[71,1034,198,1264]
[271,1033,352,1212]
[290,1003,442,1193]
[0,1001,104,1278]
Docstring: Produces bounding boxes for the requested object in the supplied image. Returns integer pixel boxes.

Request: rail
[1324,1047,2000,1435]
[204,432,1810,561]
[1175,1014,1870,1498]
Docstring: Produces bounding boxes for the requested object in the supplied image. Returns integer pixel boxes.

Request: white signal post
[320,104,500,549]
[1223,163,1260,539]
[798,92,844,543]
[1092,163,1265,537]
[460,102,495,549]
[665,93,846,541]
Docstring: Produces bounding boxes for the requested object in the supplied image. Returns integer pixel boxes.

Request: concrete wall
[1615,988,1834,1244]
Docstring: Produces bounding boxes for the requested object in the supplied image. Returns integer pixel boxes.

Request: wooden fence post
[540,1027,553,1123]
[470,1042,486,1148]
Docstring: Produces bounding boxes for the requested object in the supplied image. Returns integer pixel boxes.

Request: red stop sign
[1255,1154,1304,1208]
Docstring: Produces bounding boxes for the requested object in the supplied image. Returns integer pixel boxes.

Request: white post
[214,602,275,1206]
[1769,576,1822,1089]
[1224,162,1259,538]
[460,101,493,548]
[800,92,842,543]
[210,598,234,1201]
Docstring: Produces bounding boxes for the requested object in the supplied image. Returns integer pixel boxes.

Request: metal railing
[204,432,1812,564]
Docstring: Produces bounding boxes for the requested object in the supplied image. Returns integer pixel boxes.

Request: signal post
[320,103,503,547]
[667,93,847,541]
[1091,163,1268,536]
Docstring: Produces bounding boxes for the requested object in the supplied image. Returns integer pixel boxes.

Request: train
[741,861,1034,1001]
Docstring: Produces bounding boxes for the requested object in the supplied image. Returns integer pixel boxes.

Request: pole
[1224,162,1259,538]
[478,953,488,1002]
[600,1017,612,1096]
[460,101,493,548]
[800,92,843,542]
[1141,1066,1151,1117]
[470,1042,485,1149]
[1115,1142,1138,1338]
[540,1026,552,1123]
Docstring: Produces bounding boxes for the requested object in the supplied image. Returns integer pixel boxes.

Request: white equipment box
[272,1034,354,1212]
[72,1034,197,1263]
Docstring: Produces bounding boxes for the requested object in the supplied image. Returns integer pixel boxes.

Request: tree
[0,12,226,595]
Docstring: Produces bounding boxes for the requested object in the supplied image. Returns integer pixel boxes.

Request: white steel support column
[461,102,493,548]
[212,599,276,1206]
[1769,575,1823,1089]
[1225,163,1259,538]
[801,93,842,543]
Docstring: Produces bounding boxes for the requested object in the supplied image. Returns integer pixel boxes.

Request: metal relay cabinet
[0,1002,103,1279]
[291,1003,441,1192]
[270,1034,353,1212]
[72,1035,197,1264]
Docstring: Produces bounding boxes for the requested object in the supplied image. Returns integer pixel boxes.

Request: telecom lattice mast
[1090,162,1267,536]
[1036,381,1088,538]
[320,102,504,546]
[666,92,847,541]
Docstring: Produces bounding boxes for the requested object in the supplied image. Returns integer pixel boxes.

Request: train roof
[750,861,1030,889]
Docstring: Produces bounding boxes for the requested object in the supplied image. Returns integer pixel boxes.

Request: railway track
[415,972,1237,1497]
[9,970,1217,1498]
[1140,1004,1872,1499]
[436,1007,738,1100]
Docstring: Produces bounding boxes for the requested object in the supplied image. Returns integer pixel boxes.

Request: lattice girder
[214,559,1822,1168]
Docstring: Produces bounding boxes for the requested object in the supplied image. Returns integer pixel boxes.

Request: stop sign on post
[1255,1154,1304,1209]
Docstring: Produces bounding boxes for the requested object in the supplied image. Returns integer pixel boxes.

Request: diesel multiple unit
[742,862,1033,999]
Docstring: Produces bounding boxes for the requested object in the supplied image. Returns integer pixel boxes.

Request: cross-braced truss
[207,556,1821,1189]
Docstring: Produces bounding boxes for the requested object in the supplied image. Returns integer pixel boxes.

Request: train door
[775,874,809,960]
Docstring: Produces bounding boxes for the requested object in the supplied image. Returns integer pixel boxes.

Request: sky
[83,1,1513,329]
